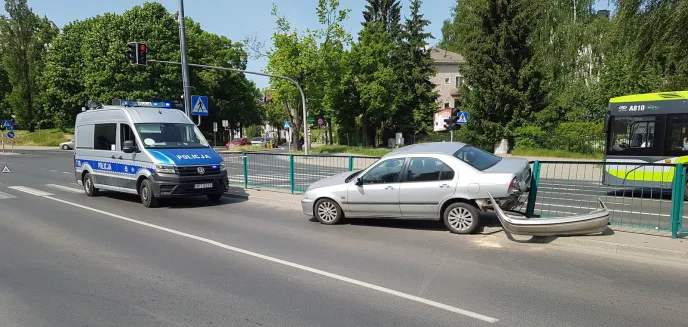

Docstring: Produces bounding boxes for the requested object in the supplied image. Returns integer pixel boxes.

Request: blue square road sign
[191,95,209,117]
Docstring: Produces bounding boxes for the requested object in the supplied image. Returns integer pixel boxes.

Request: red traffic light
[139,44,146,51]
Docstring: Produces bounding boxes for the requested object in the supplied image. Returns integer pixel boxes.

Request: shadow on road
[607,187,673,200]
[91,190,248,209]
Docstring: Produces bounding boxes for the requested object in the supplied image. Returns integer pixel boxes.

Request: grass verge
[10,129,73,147]
[512,147,603,160]
[291,145,391,157]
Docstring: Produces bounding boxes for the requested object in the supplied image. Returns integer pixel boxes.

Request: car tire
[62,144,69,150]
[443,202,480,234]
[207,193,223,202]
[83,173,99,196]
[314,198,344,225]
[139,179,158,208]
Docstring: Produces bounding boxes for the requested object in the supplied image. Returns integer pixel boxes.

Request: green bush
[513,125,547,149]
[245,125,263,138]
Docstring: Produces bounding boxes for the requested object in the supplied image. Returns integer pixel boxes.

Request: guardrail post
[671,163,685,239]
[290,154,295,194]
[242,152,248,188]
[525,160,541,218]
[348,156,354,171]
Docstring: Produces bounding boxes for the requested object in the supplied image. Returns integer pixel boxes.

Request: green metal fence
[525,161,686,239]
[223,152,380,193]
[223,153,686,238]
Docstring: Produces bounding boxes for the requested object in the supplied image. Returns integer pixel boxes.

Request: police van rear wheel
[140,179,158,208]
[83,173,99,196]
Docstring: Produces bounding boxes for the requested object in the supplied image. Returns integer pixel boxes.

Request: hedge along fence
[513,122,605,156]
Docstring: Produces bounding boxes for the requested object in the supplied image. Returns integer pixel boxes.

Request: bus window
[608,116,659,155]
[664,114,688,156]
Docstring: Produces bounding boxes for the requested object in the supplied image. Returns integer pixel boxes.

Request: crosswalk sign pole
[450,130,454,142]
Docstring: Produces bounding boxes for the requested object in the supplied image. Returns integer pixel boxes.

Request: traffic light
[128,42,147,65]
[137,43,147,65]
[128,42,137,64]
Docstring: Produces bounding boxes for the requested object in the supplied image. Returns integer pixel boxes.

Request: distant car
[250,137,264,146]
[300,142,532,234]
[59,139,74,150]
[226,138,251,149]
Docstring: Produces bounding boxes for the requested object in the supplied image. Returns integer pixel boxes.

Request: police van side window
[93,123,116,151]
[120,124,136,145]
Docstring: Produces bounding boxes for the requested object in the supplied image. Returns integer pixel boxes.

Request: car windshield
[135,123,209,149]
[453,146,501,170]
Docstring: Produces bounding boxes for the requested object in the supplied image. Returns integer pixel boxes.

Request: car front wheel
[314,198,343,225]
[443,202,480,234]
[139,179,158,208]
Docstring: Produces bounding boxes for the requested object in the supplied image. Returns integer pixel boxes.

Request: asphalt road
[222,152,687,230]
[1,150,687,326]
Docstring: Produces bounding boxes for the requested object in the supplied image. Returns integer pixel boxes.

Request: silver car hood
[307,171,360,191]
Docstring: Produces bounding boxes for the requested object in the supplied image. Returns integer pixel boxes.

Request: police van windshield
[135,123,209,149]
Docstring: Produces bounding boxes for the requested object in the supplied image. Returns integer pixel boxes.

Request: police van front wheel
[139,179,158,208]
[83,173,99,197]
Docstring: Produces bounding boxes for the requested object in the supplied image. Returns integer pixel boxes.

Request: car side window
[120,124,136,146]
[361,158,406,184]
[405,158,455,182]
[93,123,116,151]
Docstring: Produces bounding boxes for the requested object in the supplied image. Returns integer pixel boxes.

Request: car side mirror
[355,177,363,186]
[122,140,138,153]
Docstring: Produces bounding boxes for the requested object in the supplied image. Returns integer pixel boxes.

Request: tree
[40,2,260,132]
[451,0,544,150]
[0,0,58,131]
[395,0,438,137]
[265,5,322,150]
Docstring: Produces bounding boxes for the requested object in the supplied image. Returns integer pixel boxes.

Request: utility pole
[178,0,192,117]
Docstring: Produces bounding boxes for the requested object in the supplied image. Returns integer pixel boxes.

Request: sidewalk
[224,187,688,263]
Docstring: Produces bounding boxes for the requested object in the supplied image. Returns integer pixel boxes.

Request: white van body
[73,103,228,207]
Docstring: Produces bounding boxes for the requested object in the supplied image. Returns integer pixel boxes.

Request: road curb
[549,236,688,262]
[223,191,301,210]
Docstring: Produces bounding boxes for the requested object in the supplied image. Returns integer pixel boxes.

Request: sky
[5,0,614,90]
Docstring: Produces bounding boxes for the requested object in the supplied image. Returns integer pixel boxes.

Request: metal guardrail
[526,161,686,239]
[223,152,380,193]
[223,152,686,238]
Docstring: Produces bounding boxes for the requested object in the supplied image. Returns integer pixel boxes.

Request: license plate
[194,183,213,189]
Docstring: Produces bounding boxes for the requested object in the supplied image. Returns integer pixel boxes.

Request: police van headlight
[219,163,226,171]
[155,164,176,174]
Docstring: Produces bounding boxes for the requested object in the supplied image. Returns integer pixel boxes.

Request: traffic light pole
[178,0,192,117]
[450,130,454,142]
[148,59,311,155]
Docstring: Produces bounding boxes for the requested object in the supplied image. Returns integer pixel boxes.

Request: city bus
[603,90,688,197]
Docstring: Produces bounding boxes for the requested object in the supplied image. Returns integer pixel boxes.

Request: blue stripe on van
[75,159,153,175]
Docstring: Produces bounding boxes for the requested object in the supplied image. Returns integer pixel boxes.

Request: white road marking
[49,170,58,172]
[33,194,498,323]
[62,172,71,174]
[45,184,82,193]
[8,186,54,197]
[0,190,17,199]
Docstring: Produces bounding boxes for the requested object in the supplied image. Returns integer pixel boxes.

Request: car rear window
[453,146,501,171]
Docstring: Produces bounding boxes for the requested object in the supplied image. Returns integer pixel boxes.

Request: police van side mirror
[122,140,138,153]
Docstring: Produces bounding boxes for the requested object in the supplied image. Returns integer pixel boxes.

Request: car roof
[382,142,466,158]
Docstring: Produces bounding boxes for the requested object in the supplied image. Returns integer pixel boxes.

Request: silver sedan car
[301,142,531,234]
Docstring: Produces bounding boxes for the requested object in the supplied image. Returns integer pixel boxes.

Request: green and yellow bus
[604,90,688,197]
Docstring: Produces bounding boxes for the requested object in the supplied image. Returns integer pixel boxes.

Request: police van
[73,100,228,207]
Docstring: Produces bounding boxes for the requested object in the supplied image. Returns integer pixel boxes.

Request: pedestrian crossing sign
[457,112,468,125]
[191,95,209,116]
[2,165,10,173]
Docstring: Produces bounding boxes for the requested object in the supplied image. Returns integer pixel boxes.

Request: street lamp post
[178,0,192,117]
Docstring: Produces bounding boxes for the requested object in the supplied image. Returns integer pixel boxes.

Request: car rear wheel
[443,202,480,234]
[62,144,69,150]
[314,198,343,225]
[83,173,99,197]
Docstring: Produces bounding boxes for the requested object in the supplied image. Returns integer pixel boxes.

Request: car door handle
[111,155,116,159]
[111,155,122,160]
[385,186,394,190]
[440,184,450,188]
